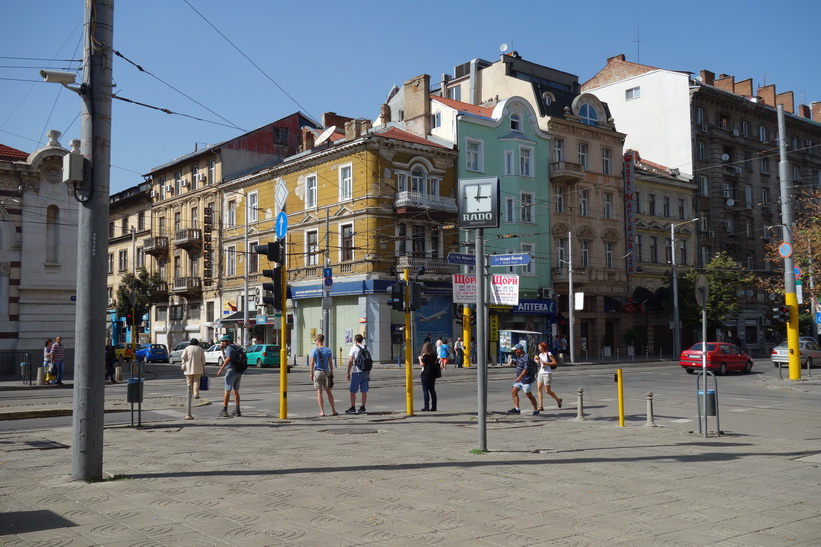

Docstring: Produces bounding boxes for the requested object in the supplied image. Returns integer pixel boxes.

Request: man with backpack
[345,333,371,414]
[310,334,337,417]
[508,343,540,416]
[216,334,245,418]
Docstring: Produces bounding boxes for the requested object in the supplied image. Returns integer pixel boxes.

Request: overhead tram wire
[110,94,248,130]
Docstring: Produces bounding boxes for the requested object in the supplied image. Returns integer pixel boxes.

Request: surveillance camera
[40,70,77,85]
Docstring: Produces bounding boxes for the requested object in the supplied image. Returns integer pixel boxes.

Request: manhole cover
[325,428,377,435]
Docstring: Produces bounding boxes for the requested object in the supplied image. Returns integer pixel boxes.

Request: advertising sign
[489,274,519,306]
[452,273,477,304]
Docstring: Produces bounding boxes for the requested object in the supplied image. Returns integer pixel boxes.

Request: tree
[114,268,165,342]
[675,252,755,338]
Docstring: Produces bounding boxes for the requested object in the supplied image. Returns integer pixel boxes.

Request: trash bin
[698,389,716,416]
[127,378,144,403]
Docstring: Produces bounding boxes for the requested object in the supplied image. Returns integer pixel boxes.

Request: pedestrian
[454,337,465,368]
[216,334,242,417]
[50,336,65,385]
[43,338,52,379]
[418,341,440,411]
[181,337,206,400]
[310,334,337,417]
[509,343,539,415]
[345,333,369,414]
[424,333,432,344]
[536,341,562,411]
[471,339,476,364]
[558,334,568,356]
[104,340,117,384]
[437,337,450,368]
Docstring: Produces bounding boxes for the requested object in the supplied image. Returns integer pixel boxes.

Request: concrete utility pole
[476,228,487,451]
[72,0,114,481]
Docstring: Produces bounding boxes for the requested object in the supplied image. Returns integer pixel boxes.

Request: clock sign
[458,177,500,228]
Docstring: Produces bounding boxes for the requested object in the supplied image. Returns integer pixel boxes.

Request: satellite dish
[726,199,735,207]
[500,43,508,52]
[314,125,336,147]
[721,153,730,161]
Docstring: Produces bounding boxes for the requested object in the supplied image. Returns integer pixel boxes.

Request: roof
[375,127,447,148]
[0,143,29,162]
[431,95,495,118]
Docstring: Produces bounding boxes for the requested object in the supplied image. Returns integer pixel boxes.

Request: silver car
[204,344,224,366]
[169,340,210,364]
[771,340,821,368]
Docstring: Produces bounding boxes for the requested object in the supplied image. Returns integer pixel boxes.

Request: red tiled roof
[0,144,29,162]
[377,127,447,148]
[431,95,494,118]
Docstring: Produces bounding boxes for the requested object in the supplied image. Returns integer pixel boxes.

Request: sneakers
[218,409,230,418]
[508,408,521,414]
[231,408,242,417]
[532,410,540,416]
[358,406,366,414]
[345,406,357,414]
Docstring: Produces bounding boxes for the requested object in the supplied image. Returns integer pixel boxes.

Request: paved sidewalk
[2,401,821,545]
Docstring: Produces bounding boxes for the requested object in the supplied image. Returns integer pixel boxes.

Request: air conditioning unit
[165,184,173,192]
[700,125,708,132]
[732,129,740,137]
[708,231,716,237]
[539,288,552,299]
[721,183,730,190]
[196,173,205,183]
[180,179,188,187]
[733,166,742,174]
[723,220,731,228]
[150,190,157,198]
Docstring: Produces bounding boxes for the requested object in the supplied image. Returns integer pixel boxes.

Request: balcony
[396,255,458,275]
[172,277,202,295]
[174,228,202,250]
[395,191,457,219]
[143,236,169,257]
[550,161,585,183]
[152,282,169,298]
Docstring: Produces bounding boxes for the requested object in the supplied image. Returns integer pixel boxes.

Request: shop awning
[214,310,257,328]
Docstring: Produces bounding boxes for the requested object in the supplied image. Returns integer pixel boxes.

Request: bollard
[574,388,586,422]
[645,391,657,427]
[115,365,123,382]
[184,381,194,420]
[616,348,620,362]
[659,347,663,360]
[37,366,45,385]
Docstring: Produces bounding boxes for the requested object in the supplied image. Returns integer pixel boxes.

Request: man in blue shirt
[310,334,337,417]
[508,343,539,415]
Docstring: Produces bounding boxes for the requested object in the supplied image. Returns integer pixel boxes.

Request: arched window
[46,205,59,263]
[510,113,522,131]
[579,104,599,126]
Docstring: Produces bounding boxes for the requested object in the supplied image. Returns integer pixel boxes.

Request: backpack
[231,344,248,374]
[526,357,538,380]
[355,344,373,372]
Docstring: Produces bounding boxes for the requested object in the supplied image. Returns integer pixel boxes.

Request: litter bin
[698,389,716,416]
[127,378,144,403]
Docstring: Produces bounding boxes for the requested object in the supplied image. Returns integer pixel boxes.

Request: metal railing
[0,351,33,383]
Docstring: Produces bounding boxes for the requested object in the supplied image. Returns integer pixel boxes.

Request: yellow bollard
[616,369,625,427]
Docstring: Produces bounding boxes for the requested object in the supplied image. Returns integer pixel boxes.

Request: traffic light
[254,241,283,263]
[778,305,790,322]
[389,282,405,311]
[262,267,283,310]
[408,282,422,311]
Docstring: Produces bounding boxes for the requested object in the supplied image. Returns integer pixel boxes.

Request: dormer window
[579,104,599,126]
[510,113,522,131]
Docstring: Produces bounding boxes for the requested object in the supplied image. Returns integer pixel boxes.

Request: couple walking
[509,341,562,415]
[43,336,65,385]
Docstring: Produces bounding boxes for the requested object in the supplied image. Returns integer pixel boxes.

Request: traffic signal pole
[404,268,413,415]
[280,240,288,418]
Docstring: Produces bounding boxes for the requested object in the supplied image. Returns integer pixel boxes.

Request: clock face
[458,177,499,228]
[464,183,493,213]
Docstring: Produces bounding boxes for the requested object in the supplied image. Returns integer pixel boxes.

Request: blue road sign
[323,267,333,278]
[447,252,476,265]
[489,253,531,267]
[276,211,288,239]
[324,277,333,287]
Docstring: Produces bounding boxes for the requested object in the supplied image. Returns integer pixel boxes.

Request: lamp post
[672,218,700,358]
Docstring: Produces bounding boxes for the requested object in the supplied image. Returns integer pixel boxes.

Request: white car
[771,340,821,368]
[169,341,211,364]
[204,344,224,366]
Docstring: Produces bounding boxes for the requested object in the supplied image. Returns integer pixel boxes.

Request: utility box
[698,389,716,416]
[62,150,84,184]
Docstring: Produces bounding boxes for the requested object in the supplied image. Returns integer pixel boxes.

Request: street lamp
[672,218,700,358]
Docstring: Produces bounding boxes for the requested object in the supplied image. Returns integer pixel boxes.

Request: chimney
[380,103,391,124]
[344,119,363,141]
[812,102,821,123]
[798,104,811,119]
[403,74,431,137]
[776,91,795,114]
[361,119,372,134]
[700,70,715,86]
[734,78,753,97]
[322,111,353,130]
[715,74,735,92]
[607,54,626,64]
[301,127,315,151]
[757,84,776,107]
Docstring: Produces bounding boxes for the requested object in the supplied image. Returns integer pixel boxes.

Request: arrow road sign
[489,253,531,267]
[276,211,288,239]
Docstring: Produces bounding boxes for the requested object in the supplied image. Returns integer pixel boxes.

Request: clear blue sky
[2,0,820,194]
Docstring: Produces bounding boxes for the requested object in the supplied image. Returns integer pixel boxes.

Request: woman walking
[536,341,562,411]
[43,338,52,381]
[418,341,442,411]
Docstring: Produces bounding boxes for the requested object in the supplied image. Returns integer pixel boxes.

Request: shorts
[313,369,329,390]
[224,367,242,391]
[349,371,369,393]
[537,371,553,386]
[512,381,534,393]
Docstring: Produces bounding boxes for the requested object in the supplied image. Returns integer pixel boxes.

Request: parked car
[113,342,135,362]
[246,344,281,368]
[204,344,224,366]
[134,343,169,363]
[771,339,821,368]
[169,340,210,364]
[679,342,754,375]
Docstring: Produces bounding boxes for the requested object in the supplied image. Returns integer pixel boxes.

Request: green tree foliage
[674,252,755,337]
[114,268,165,328]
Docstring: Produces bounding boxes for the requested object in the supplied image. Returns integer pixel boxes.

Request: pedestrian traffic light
[778,305,790,322]
[388,282,405,311]
[254,241,283,263]
[262,267,283,310]
[408,282,422,311]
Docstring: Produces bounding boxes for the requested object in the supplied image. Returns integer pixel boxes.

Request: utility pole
[476,228,487,451]
[73,0,113,481]
[568,231,575,364]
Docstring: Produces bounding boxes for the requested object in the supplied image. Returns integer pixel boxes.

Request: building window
[553,139,564,162]
[159,177,166,200]
[189,303,200,320]
[248,191,258,223]
[107,253,114,274]
[174,211,181,232]
[412,225,426,257]
[635,191,642,214]
[227,200,236,227]
[579,189,589,216]
[663,197,671,218]
[554,186,564,213]
[137,211,145,231]
[760,157,770,174]
[697,141,706,160]
[397,173,407,192]
[396,224,408,255]
[136,247,145,269]
[603,193,613,219]
[520,146,533,177]
[431,111,441,128]
[248,241,258,274]
[793,164,801,182]
[170,305,183,321]
[759,126,767,142]
[427,176,439,196]
[191,165,198,191]
[510,113,522,131]
[108,222,115,239]
[306,174,317,209]
[580,240,590,267]
[505,198,515,223]
[191,207,198,230]
[601,148,612,174]
[650,236,658,263]
[521,193,534,224]
[118,250,128,272]
[741,120,748,136]
[341,223,354,261]
[339,164,353,201]
[209,160,216,184]
[226,246,236,277]
[411,168,424,192]
[649,194,656,216]
[579,103,598,126]
[556,238,566,267]
[695,107,704,125]
[191,251,200,277]
[504,150,514,175]
[175,171,182,195]
[121,217,128,235]
[158,216,167,237]
[743,152,752,171]
[699,176,709,196]
[604,242,613,268]
[174,256,182,279]
[466,139,483,172]
[578,143,588,168]
[635,235,642,262]
[306,230,318,266]
[521,243,535,275]
[625,87,640,100]
[448,85,461,101]
[678,199,685,219]
[156,305,167,321]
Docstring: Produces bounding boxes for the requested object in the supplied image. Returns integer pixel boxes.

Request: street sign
[695,274,709,309]
[815,312,821,324]
[779,242,792,258]
[447,252,476,266]
[276,211,288,239]
[323,267,333,278]
[795,266,802,280]
[324,277,333,287]
[489,253,531,267]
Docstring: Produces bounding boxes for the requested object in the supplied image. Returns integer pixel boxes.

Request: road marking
[669,419,692,423]
[729,408,751,412]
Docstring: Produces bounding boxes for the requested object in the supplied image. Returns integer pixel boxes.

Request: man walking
[509,343,539,415]
[50,336,65,385]
[181,338,206,399]
[346,334,369,414]
[454,337,465,368]
[310,334,337,417]
[216,334,242,417]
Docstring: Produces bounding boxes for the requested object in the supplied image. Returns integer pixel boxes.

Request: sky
[2,0,820,194]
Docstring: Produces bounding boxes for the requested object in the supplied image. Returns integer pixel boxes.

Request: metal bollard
[574,388,586,422]
[645,391,657,427]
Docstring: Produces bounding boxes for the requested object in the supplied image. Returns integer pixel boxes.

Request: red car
[679,342,754,375]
